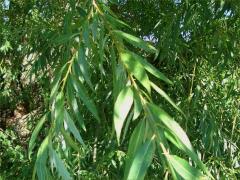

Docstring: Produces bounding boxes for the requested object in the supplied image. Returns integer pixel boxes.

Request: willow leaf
[114,86,133,143]
[70,75,100,122]
[54,92,65,132]
[168,155,204,180]
[28,112,49,159]
[120,52,151,93]
[147,103,194,152]
[128,51,172,85]
[151,82,184,115]
[133,89,142,120]
[64,110,85,146]
[78,44,94,90]
[49,148,71,180]
[36,136,50,180]
[113,30,158,54]
[124,138,155,180]
[124,120,145,178]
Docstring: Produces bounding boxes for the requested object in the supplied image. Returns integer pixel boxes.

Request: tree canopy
[0,0,239,179]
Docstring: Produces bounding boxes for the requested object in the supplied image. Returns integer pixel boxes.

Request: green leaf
[66,81,86,131]
[77,44,94,90]
[124,138,155,180]
[133,89,142,120]
[50,65,66,104]
[168,155,204,180]
[147,103,194,153]
[64,110,85,146]
[114,86,134,143]
[28,112,49,159]
[128,51,172,85]
[124,120,145,177]
[49,148,71,180]
[105,14,130,29]
[54,33,80,45]
[82,21,91,48]
[61,128,83,152]
[54,92,65,132]
[113,30,158,54]
[151,82,184,115]
[120,52,151,93]
[36,136,50,180]
[70,75,100,122]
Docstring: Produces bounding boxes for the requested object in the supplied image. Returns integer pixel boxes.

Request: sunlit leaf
[127,51,172,85]
[120,52,151,93]
[147,103,194,152]
[64,110,85,146]
[114,86,133,143]
[168,155,204,180]
[124,120,145,176]
[49,148,71,180]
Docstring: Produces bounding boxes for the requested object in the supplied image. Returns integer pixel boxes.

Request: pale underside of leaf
[114,86,133,143]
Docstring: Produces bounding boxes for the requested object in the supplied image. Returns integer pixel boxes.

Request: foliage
[0,0,239,179]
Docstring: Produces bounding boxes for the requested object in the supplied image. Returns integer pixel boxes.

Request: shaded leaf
[70,76,100,121]
[133,89,142,120]
[54,92,65,132]
[36,136,50,180]
[124,138,155,180]
[28,112,49,159]
[113,30,158,54]
[151,82,184,115]
[77,44,94,90]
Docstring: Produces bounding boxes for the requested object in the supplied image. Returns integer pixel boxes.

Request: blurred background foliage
[0,0,239,179]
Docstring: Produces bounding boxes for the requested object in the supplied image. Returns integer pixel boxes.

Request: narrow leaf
[36,136,50,180]
[120,52,151,93]
[77,44,94,90]
[54,92,65,132]
[28,112,49,159]
[128,51,172,85]
[151,82,184,115]
[124,120,146,177]
[114,86,133,143]
[49,148,72,180]
[147,103,194,152]
[70,76,100,121]
[133,89,142,120]
[168,155,204,180]
[113,30,158,54]
[64,110,85,146]
[124,138,155,180]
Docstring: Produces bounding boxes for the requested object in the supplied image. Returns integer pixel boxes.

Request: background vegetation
[0,0,239,179]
